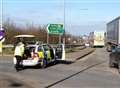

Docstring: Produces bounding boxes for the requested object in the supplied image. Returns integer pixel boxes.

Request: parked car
[13,44,57,69]
[109,45,120,73]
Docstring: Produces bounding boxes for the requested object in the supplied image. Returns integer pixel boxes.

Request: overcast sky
[2,0,120,35]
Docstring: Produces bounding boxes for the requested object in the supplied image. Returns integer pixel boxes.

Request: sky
[2,0,120,35]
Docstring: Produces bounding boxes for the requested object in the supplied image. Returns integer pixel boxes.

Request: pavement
[66,48,95,62]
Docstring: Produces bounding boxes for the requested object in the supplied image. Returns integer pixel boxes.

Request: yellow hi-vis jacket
[37,51,44,59]
[46,50,51,60]
[14,43,24,57]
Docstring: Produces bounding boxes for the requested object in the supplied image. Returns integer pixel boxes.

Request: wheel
[41,59,47,68]
[118,60,120,73]
[106,44,112,52]
[109,55,114,68]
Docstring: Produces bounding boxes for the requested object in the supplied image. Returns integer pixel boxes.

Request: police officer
[14,42,25,70]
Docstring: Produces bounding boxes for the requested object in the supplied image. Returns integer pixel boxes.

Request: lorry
[89,31,105,47]
[106,16,120,51]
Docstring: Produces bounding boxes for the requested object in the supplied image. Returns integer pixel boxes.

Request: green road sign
[47,24,64,34]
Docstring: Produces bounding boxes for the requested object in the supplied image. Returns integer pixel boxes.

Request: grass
[1,46,84,55]
[65,48,76,53]
[2,47,14,55]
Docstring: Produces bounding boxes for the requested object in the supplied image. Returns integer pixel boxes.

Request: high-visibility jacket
[14,44,24,57]
[37,51,44,59]
[46,50,51,60]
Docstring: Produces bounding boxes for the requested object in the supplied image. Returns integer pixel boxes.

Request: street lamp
[63,0,66,44]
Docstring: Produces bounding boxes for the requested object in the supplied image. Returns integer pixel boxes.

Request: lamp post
[63,0,66,44]
[0,0,3,29]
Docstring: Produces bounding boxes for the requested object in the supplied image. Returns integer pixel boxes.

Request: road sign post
[47,33,49,44]
[0,42,2,53]
[0,27,5,54]
[47,24,64,44]
[59,35,61,44]
[0,27,5,41]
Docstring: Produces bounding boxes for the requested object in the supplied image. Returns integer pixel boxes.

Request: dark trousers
[15,55,22,67]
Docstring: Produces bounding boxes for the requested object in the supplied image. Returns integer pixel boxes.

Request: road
[0,48,120,88]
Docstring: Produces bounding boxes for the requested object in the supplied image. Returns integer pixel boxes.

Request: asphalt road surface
[0,48,120,88]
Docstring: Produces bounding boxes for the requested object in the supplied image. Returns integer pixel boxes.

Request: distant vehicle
[89,31,105,47]
[106,16,120,52]
[109,45,120,73]
[85,43,90,47]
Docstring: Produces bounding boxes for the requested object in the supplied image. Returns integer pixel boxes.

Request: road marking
[78,50,96,62]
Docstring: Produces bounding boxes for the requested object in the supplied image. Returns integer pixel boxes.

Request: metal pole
[63,0,66,44]
[47,33,49,44]
[0,0,3,28]
[59,34,61,44]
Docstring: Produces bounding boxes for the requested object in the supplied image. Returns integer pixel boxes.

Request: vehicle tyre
[118,60,120,73]
[106,44,112,52]
[41,59,47,68]
[109,56,114,68]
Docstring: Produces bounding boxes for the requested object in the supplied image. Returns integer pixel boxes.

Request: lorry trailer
[106,16,120,51]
